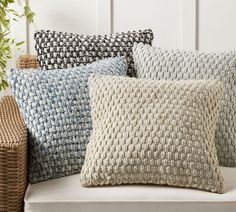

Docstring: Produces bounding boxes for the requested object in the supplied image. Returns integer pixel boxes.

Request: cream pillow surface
[80,75,224,193]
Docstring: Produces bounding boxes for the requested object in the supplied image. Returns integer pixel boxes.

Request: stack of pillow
[8,29,236,195]
[9,29,153,183]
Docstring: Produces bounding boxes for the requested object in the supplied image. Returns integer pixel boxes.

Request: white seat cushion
[24,167,236,212]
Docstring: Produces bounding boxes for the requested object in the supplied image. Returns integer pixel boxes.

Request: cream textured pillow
[80,75,224,193]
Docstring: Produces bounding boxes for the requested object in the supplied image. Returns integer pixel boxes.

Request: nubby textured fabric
[133,43,236,167]
[80,75,224,193]
[34,29,154,76]
[8,57,127,183]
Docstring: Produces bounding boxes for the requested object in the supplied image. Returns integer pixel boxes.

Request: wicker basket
[0,96,28,212]
[16,55,39,69]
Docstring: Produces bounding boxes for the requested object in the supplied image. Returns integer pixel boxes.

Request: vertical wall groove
[96,0,112,35]
[195,0,199,50]
[26,0,30,54]
[110,0,114,34]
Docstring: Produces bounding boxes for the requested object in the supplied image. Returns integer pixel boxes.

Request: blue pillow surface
[8,57,127,183]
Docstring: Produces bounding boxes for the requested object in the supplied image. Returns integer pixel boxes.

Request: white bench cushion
[24,167,236,212]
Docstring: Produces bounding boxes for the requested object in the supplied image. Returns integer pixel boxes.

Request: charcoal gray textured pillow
[8,57,127,183]
[34,29,154,76]
[133,43,236,167]
[80,75,224,193]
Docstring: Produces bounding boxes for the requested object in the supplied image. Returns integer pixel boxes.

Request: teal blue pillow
[8,57,127,183]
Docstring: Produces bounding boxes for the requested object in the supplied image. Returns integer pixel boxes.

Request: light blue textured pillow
[133,43,236,167]
[8,57,127,183]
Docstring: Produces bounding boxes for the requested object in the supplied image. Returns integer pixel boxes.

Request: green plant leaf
[2,80,8,89]
[16,41,25,46]
[24,5,35,24]
[0,0,35,89]
[1,0,8,7]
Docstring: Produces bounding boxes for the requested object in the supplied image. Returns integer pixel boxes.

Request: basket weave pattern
[0,96,27,212]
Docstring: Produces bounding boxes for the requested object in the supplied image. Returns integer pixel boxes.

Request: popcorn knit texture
[133,43,236,167]
[80,75,224,194]
[8,57,127,184]
[34,29,153,76]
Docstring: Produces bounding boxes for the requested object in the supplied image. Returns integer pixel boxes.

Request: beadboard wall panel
[12,0,236,57]
[1,0,236,97]
[28,0,97,55]
[111,0,182,48]
[198,0,236,51]
[9,0,236,60]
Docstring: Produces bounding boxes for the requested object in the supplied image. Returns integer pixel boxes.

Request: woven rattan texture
[16,55,39,69]
[0,96,27,212]
[133,43,236,167]
[34,29,153,76]
[8,57,127,184]
[80,75,224,193]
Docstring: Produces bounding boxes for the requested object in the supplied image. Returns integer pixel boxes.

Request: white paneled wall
[25,0,236,53]
[28,0,97,54]
[198,0,236,51]
[10,0,236,61]
[112,0,182,48]
[1,0,236,97]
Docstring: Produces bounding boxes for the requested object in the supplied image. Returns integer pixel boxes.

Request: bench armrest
[0,96,28,212]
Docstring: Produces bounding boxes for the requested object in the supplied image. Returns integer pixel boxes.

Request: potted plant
[0,0,35,91]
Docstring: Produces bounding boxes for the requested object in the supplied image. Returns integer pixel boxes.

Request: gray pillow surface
[133,43,236,167]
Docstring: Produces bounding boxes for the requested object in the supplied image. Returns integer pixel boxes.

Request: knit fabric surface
[34,29,153,76]
[8,57,127,183]
[133,43,236,167]
[80,74,224,194]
